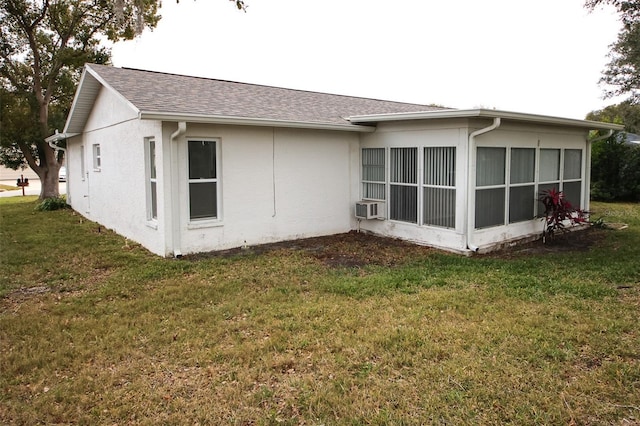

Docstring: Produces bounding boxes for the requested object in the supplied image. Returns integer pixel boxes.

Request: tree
[1,0,246,200]
[586,103,640,201]
[586,0,640,101]
[0,0,162,199]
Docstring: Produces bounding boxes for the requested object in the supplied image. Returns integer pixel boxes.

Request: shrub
[591,135,640,201]
[35,196,68,211]
[538,188,587,242]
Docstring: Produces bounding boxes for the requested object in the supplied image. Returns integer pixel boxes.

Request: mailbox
[16,175,29,196]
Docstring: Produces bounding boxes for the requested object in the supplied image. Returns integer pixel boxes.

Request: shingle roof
[75,64,445,131]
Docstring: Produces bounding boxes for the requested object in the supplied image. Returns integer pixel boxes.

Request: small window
[92,144,101,170]
[145,138,157,221]
[80,145,86,180]
[188,140,219,220]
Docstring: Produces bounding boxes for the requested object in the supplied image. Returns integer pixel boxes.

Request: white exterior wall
[67,87,166,255]
[165,123,360,255]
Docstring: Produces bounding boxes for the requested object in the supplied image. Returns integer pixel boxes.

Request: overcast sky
[110,0,623,120]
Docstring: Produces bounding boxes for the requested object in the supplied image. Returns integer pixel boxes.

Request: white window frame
[561,149,583,207]
[144,137,158,222]
[508,147,536,224]
[475,147,507,229]
[92,144,101,171]
[80,145,86,181]
[187,138,221,223]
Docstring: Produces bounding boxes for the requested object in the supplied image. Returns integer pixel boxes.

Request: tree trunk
[38,160,61,199]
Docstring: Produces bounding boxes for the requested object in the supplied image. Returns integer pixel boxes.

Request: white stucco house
[48,64,622,257]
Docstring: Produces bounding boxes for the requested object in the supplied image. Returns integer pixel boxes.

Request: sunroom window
[563,149,582,206]
[390,148,418,223]
[423,147,456,228]
[476,147,584,229]
[362,148,385,200]
[538,148,583,210]
[475,147,506,228]
[509,148,536,223]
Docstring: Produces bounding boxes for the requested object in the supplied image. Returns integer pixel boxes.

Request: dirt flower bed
[185,227,609,266]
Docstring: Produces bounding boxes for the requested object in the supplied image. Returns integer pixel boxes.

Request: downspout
[588,129,613,144]
[170,122,187,258]
[47,131,69,203]
[584,129,614,214]
[465,117,501,253]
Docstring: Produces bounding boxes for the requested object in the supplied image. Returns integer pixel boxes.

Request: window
[538,148,582,210]
[509,148,535,223]
[188,139,219,220]
[390,148,418,223]
[475,147,584,229]
[145,138,157,221]
[563,149,582,206]
[80,145,85,180]
[423,147,456,228]
[92,144,101,170]
[362,148,385,200]
[475,147,506,228]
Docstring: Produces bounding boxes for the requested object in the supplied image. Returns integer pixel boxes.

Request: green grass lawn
[1,197,639,425]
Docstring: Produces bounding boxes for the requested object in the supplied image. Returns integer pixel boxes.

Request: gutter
[465,117,501,253]
[349,108,625,131]
[170,122,187,258]
[140,111,377,133]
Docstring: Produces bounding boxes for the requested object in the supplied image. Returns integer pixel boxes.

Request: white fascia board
[348,108,625,131]
[139,111,377,133]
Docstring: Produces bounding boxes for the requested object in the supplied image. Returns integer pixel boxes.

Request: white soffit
[63,65,140,135]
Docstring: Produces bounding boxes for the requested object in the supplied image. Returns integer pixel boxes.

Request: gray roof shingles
[88,64,446,127]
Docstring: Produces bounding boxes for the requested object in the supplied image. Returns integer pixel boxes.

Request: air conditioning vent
[355,201,385,220]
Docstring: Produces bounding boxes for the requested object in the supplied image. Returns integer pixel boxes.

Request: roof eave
[63,64,141,134]
[348,108,625,131]
[139,111,377,133]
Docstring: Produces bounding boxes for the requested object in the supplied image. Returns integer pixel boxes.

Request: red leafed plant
[538,188,588,242]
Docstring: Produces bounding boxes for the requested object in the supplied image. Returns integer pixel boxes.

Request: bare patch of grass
[1,198,639,424]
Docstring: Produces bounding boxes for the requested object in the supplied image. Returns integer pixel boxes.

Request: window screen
[423,147,456,228]
[390,148,417,223]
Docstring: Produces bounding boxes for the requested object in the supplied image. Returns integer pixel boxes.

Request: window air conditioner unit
[355,201,385,220]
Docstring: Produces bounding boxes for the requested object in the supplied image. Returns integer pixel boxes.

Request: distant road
[0,180,67,198]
